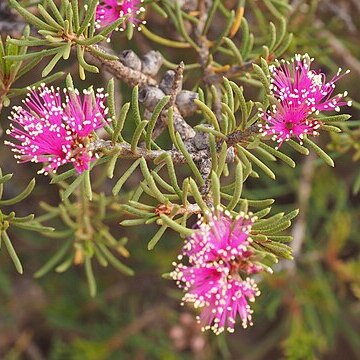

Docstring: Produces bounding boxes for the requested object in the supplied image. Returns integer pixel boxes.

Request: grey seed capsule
[119,50,142,71]
[160,70,182,95]
[138,86,166,111]
[141,51,163,76]
[193,125,212,150]
[176,90,199,117]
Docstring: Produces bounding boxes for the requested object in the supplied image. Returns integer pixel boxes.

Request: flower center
[229,258,251,275]
[285,122,294,130]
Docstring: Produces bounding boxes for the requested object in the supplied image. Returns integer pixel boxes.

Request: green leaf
[77,45,99,75]
[159,214,193,236]
[131,120,148,152]
[11,222,54,233]
[97,243,134,275]
[0,179,35,206]
[34,239,72,278]
[226,159,243,211]
[62,173,85,200]
[77,0,98,35]
[252,63,271,93]
[211,171,221,209]
[112,102,130,142]
[317,114,351,122]
[286,139,310,155]
[194,125,227,139]
[258,142,296,168]
[2,231,23,274]
[241,147,275,180]
[131,85,142,125]
[50,168,77,184]
[175,133,205,186]
[83,170,92,201]
[303,137,334,167]
[139,158,167,203]
[98,17,125,37]
[147,225,168,250]
[42,49,65,76]
[194,99,220,131]
[145,96,170,149]
[38,4,63,30]
[85,256,97,297]
[45,0,65,25]
[189,178,209,213]
[9,0,57,31]
[223,37,243,65]
[112,158,141,196]
[174,1,199,50]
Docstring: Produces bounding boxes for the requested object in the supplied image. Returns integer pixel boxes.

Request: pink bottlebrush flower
[95,0,146,31]
[259,54,351,147]
[259,102,322,148]
[183,210,259,272]
[172,209,263,334]
[5,85,109,174]
[199,276,260,333]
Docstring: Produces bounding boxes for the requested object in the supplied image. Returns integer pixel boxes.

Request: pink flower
[95,0,145,31]
[172,209,262,334]
[259,54,351,147]
[5,85,109,174]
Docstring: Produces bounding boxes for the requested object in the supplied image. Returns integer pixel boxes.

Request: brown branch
[86,45,157,88]
[151,62,188,140]
[285,151,316,274]
[93,140,235,164]
[223,124,258,148]
[203,61,256,84]
[106,305,166,350]
[314,19,360,77]
[168,62,185,108]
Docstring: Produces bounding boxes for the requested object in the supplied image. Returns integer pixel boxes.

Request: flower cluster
[171,208,263,335]
[259,54,351,148]
[5,85,109,174]
[95,0,146,31]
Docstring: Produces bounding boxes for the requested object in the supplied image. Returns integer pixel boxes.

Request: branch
[86,45,157,87]
[285,151,316,274]
[223,124,259,148]
[94,140,236,164]
[314,19,360,77]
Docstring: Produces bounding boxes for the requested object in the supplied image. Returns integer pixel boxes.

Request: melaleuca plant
[0,0,353,338]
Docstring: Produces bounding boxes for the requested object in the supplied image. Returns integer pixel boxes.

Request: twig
[286,151,316,273]
[152,62,186,140]
[203,61,256,84]
[106,305,166,350]
[86,45,157,88]
[223,124,258,148]
[314,19,360,77]
[94,140,236,164]
[168,62,185,108]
